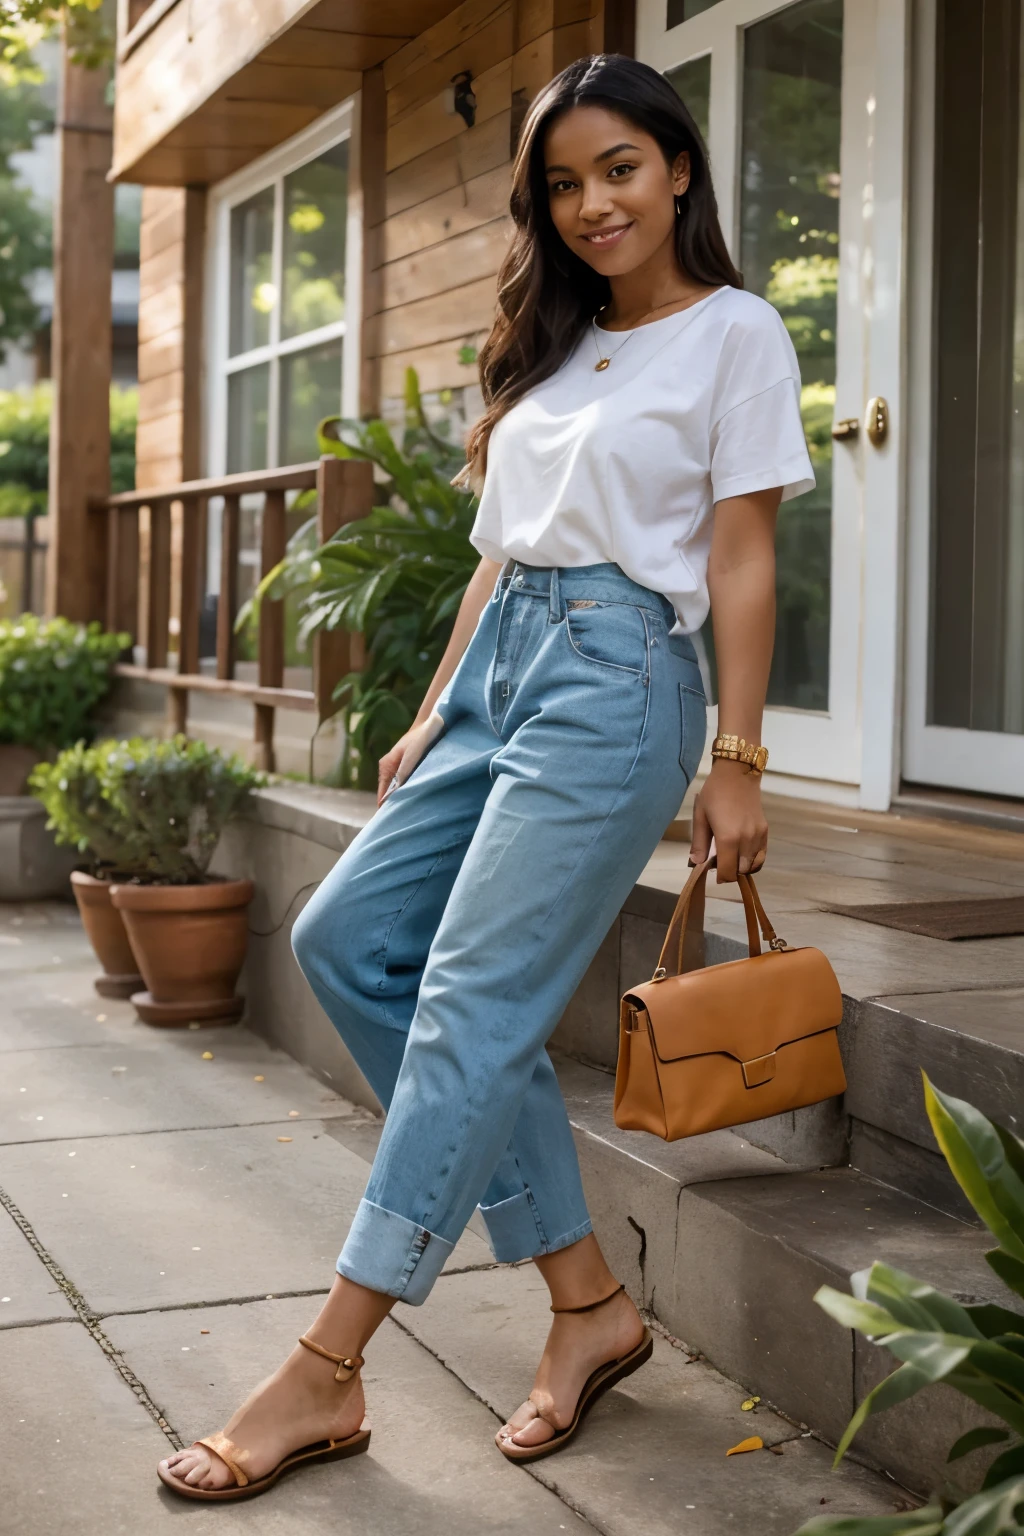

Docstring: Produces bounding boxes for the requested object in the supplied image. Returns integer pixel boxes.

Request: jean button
[513,575,524,587]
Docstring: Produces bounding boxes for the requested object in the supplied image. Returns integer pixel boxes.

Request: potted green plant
[794,1075,1024,1535]
[239,368,478,790]
[31,735,262,1025]
[29,740,146,996]
[0,615,128,899]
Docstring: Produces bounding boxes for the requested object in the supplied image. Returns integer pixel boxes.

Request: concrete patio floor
[0,898,912,1536]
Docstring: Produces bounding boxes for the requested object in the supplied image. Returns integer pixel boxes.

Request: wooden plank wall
[368,0,610,403]
[131,0,632,476]
[136,186,204,487]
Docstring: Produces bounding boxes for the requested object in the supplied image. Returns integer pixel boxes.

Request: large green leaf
[984,1448,1024,1491]
[947,1428,1012,1464]
[814,1286,903,1339]
[793,1509,943,1534]
[924,1077,1024,1263]
[943,1476,1024,1533]
[830,1360,934,1464]
[988,1252,1024,1305]
[862,1264,985,1339]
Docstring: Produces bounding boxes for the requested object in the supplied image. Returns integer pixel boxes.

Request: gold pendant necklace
[591,317,636,372]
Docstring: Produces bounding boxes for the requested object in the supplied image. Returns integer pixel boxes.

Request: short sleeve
[710,376,815,504]
[708,298,815,504]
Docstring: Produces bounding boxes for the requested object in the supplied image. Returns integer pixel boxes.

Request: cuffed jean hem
[479,1189,593,1263]
[336,1198,455,1306]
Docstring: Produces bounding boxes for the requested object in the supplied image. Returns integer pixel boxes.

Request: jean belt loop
[548,566,562,624]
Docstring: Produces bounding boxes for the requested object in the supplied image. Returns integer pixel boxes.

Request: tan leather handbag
[613,856,845,1141]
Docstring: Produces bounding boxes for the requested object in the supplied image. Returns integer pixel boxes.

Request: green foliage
[241,368,478,790]
[0,1,112,76]
[28,738,141,872]
[793,1075,1024,1535]
[0,66,52,361]
[0,384,137,518]
[30,735,264,883]
[0,614,127,750]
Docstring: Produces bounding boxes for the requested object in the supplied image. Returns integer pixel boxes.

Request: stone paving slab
[105,1295,589,1535]
[873,986,1024,1051]
[0,1030,358,1145]
[0,1119,492,1316]
[400,1265,906,1534]
[0,902,93,977]
[0,968,139,1053]
[2,1320,189,1536]
[0,1206,74,1328]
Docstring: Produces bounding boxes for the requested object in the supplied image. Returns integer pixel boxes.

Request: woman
[159,52,812,1500]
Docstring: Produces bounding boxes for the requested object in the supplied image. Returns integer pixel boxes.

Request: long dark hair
[462,54,741,485]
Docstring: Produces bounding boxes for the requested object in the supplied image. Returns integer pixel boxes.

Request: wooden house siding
[129,0,631,482]
[136,187,204,488]
[367,0,613,408]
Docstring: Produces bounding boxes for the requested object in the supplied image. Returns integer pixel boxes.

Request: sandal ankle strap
[550,1282,626,1315]
[298,1334,364,1382]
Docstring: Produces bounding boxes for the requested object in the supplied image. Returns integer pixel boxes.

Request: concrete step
[558,1056,1011,1500]
[325,1051,1006,1498]
[551,881,1024,1221]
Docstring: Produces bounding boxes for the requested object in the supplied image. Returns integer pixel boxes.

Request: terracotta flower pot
[109,878,255,1028]
[70,871,144,999]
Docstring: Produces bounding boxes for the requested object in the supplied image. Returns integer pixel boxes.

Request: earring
[675,191,685,215]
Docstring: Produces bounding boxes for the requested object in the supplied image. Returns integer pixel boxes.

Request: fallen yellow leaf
[277,1136,292,1143]
[254,1075,264,1082]
[202,1051,214,1060]
[741,1397,761,1411]
[200,1329,210,1335]
[726,1437,764,1456]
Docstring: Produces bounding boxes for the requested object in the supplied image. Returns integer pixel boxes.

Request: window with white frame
[207,100,361,475]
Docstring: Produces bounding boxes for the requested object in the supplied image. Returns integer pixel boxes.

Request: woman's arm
[689,488,780,882]
[376,555,504,805]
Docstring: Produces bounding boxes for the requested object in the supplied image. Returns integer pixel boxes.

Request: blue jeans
[292,561,706,1303]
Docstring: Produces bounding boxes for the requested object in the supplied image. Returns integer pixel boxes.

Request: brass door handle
[831,418,859,441]
[865,396,889,446]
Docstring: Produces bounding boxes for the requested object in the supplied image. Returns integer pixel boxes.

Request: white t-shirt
[469,285,814,633]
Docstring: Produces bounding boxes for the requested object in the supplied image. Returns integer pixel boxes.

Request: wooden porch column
[46,38,114,623]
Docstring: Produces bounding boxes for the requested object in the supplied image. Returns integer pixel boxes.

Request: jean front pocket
[563,600,649,677]
[679,682,707,780]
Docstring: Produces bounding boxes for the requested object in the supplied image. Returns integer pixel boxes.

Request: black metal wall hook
[448,70,477,128]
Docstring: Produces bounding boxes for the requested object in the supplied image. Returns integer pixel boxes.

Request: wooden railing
[91,456,373,771]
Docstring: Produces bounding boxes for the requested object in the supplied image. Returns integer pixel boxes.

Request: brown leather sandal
[496,1283,653,1465]
[156,1336,371,1502]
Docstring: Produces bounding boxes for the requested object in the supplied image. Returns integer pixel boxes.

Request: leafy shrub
[794,1074,1024,1535]
[240,369,478,790]
[0,615,128,751]
[0,384,138,520]
[29,740,142,874]
[30,735,263,883]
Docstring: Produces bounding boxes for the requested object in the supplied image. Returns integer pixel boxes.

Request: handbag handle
[652,855,783,980]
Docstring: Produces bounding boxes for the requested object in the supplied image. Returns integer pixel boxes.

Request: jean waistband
[501,561,678,629]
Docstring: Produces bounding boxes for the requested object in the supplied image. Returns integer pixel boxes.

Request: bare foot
[496,1288,645,1450]
[158,1342,367,1492]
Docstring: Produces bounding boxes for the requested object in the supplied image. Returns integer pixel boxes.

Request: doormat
[825,896,1024,941]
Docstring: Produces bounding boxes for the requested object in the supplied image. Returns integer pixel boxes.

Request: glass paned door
[903,0,1024,795]
[638,0,903,791]
[740,1,842,711]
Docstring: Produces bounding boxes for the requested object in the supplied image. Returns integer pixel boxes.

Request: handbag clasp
[741,1051,777,1089]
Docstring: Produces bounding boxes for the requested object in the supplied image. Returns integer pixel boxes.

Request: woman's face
[543,104,689,278]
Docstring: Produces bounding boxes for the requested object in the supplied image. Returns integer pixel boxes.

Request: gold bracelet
[710,734,768,775]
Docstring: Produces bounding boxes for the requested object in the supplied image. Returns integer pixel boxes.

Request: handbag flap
[624,946,842,1065]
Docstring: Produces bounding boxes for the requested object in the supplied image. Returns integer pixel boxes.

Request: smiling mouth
[580,224,633,248]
